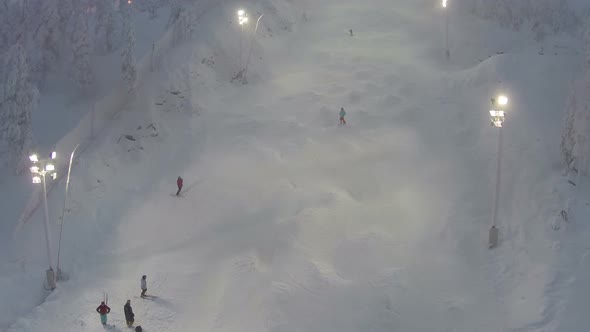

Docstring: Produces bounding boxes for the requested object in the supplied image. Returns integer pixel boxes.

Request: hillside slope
[5,0,585,331]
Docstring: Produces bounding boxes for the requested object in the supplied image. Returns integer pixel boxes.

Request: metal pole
[445,8,449,60]
[243,14,263,83]
[239,23,244,70]
[491,126,503,228]
[56,144,79,278]
[42,173,54,270]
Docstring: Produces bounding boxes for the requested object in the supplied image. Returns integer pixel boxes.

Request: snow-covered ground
[3,0,589,331]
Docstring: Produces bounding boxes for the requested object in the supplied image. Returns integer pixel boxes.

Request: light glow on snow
[497,95,508,106]
[442,0,447,8]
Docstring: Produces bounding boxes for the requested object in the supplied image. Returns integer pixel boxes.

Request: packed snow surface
[2,0,587,331]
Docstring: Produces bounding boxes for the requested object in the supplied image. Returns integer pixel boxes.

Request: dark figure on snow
[96,301,111,325]
[176,176,183,196]
[339,107,347,125]
[349,29,353,36]
[124,300,135,326]
[135,326,143,332]
[140,275,147,297]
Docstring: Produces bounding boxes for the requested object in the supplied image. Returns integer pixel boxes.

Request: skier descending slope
[176,176,183,196]
[96,301,111,325]
[339,107,347,125]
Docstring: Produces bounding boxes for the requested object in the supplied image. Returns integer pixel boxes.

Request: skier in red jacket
[176,176,183,196]
[96,301,111,325]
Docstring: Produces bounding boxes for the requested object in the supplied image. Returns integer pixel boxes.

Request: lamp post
[488,94,508,249]
[242,13,263,84]
[442,0,449,60]
[29,151,58,289]
[56,144,79,280]
[237,9,249,70]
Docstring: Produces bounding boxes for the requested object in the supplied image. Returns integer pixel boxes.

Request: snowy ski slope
[3,0,587,331]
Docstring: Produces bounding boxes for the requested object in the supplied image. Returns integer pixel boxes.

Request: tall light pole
[56,144,79,280]
[237,9,249,70]
[488,94,508,249]
[29,151,58,289]
[242,13,263,84]
[442,0,449,60]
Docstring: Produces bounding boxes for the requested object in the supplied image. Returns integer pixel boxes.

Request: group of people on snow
[96,275,149,331]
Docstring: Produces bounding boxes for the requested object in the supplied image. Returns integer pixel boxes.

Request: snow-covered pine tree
[0,43,38,173]
[561,84,577,173]
[583,14,590,68]
[121,11,137,95]
[33,0,61,86]
[0,0,27,50]
[58,0,74,40]
[95,0,116,53]
[167,0,183,28]
[146,0,158,19]
[172,8,194,45]
[463,0,580,39]
[70,12,94,91]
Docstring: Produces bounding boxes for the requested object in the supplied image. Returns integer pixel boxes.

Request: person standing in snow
[140,275,147,297]
[124,300,135,326]
[176,176,183,196]
[96,301,111,325]
[339,107,347,125]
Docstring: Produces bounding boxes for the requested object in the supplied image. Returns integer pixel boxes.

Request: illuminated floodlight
[489,110,505,117]
[497,95,508,106]
[45,164,55,172]
[238,9,249,25]
[51,151,57,160]
[51,173,57,180]
[30,166,40,173]
[29,154,38,162]
[32,176,41,184]
[442,0,447,8]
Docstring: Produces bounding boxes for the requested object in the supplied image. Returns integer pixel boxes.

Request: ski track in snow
[3,0,585,331]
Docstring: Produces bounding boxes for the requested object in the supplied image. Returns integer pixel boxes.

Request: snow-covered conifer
[95,0,116,53]
[33,0,61,85]
[58,0,74,38]
[70,12,94,90]
[0,43,38,173]
[146,0,158,19]
[121,13,137,95]
[172,8,193,45]
[561,85,577,173]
